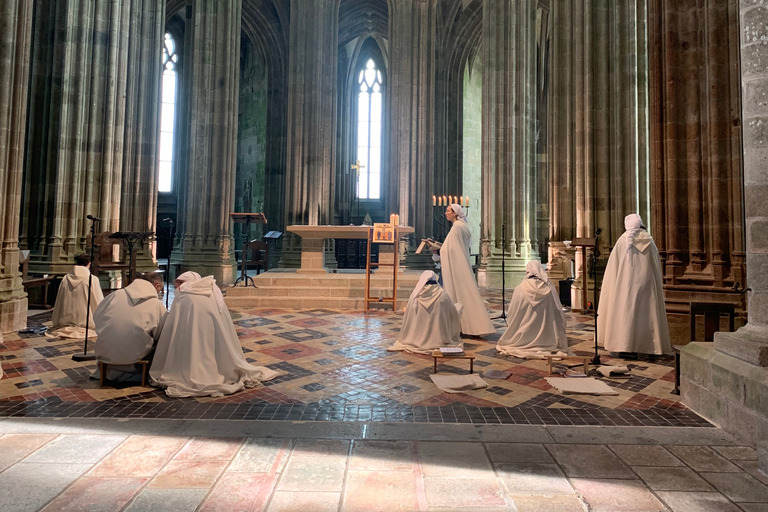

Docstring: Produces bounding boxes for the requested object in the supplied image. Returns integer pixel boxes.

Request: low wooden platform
[432,350,476,374]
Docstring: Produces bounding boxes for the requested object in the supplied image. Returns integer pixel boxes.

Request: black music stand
[230,212,267,287]
[108,231,153,285]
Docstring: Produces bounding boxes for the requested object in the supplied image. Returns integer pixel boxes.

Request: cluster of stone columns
[479,0,538,286]
[0,0,33,333]
[170,0,241,283]
[648,0,746,339]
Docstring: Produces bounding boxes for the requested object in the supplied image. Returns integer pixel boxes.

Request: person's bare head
[74,253,91,268]
[139,272,164,294]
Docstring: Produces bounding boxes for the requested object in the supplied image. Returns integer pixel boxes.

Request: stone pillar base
[715,325,768,367]
[0,295,27,333]
[170,252,237,286]
[480,255,532,289]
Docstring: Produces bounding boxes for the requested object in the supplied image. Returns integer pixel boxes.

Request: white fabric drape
[52,266,104,332]
[597,222,672,355]
[497,261,572,359]
[150,278,278,397]
[441,219,495,336]
[94,279,167,365]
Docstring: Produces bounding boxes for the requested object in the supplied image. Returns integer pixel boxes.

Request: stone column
[171,0,242,283]
[547,0,650,305]
[681,0,768,474]
[0,0,33,333]
[120,0,165,271]
[278,0,339,269]
[649,0,746,341]
[387,0,437,244]
[21,0,135,274]
[479,0,538,287]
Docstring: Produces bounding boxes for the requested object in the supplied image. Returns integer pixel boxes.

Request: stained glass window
[356,59,383,199]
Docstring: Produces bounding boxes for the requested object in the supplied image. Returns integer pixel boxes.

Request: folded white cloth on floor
[429,374,488,393]
[545,377,618,395]
[596,365,630,378]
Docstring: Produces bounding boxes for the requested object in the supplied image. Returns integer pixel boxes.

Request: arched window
[158,33,178,193]
[356,59,383,199]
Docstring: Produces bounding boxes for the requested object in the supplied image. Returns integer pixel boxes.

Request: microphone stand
[491,223,507,323]
[72,216,99,362]
[164,218,174,309]
[590,228,603,366]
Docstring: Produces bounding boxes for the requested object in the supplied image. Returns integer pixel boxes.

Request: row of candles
[388,213,401,225]
[432,195,470,207]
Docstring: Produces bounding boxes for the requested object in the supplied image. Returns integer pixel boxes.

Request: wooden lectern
[230,212,267,287]
[108,231,153,285]
[571,238,596,314]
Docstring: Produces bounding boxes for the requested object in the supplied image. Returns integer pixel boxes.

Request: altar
[287,225,415,274]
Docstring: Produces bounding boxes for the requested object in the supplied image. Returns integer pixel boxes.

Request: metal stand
[230,212,267,287]
[164,218,174,309]
[491,223,508,323]
[589,228,603,366]
[72,216,99,362]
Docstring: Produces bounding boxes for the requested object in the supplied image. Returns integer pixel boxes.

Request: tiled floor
[0,289,708,427]
[0,419,763,512]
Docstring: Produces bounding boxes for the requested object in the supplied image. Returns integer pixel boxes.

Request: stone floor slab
[486,443,554,464]
[509,495,587,512]
[199,472,269,512]
[87,436,187,478]
[40,476,146,512]
[739,504,768,511]
[0,433,57,472]
[350,440,413,471]
[700,472,768,503]
[714,446,759,461]
[667,446,742,472]
[0,462,92,512]
[277,457,346,492]
[633,466,714,491]
[174,437,244,461]
[123,489,208,512]
[423,477,507,509]
[267,491,340,512]
[610,444,684,467]
[342,470,419,512]
[656,491,742,512]
[23,434,126,464]
[228,438,289,473]
[546,444,634,479]
[571,478,666,512]
[496,463,575,495]
[149,460,228,489]
[418,441,494,479]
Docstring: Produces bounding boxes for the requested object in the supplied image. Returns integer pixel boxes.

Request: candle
[432,195,436,206]
[465,196,469,207]
[443,195,447,206]
[438,196,442,206]
[460,195,463,205]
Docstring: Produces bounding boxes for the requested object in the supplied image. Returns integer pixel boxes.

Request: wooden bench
[432,350,476,374]
[545,355,590,375]
[98,360,149,387]
[19,251,53,309]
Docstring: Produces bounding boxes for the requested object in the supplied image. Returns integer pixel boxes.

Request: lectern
[571,238,596,314]
[230,212,267,287]
[108,231,153,285]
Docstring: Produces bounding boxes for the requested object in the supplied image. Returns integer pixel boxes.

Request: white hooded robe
[389,272,463,354]
[597,215,672,355]
[441,216,495,336]
[150,276,278,397]
[52,266,104,334]
[497,262,572,359]
[94,279,167,366]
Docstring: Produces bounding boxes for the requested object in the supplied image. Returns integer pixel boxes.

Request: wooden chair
[89,231,130,285]
[244,239,269,275]
[19,251,53,309]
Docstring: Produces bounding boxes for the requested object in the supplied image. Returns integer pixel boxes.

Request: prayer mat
[544,376,619,396]
[430,374,489,393]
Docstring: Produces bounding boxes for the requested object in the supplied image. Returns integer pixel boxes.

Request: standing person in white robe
[497,261,572,359]
[52,253,104,338]
[440,204,495,336]
[150,272,278,397]
[598,214,672,356]
[94,272,167,381]
[388,271,463,354]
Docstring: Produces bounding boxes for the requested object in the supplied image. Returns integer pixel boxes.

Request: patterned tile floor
[0,289,708,427]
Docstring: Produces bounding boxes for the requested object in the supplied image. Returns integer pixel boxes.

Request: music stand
[571,238,596,314]
[108,231,153,285]
[230,212,267,287]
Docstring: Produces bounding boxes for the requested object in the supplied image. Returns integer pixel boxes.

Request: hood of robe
[624,214,651,265]
[524,261,550,284]
[179,275,227,313]
[518,278,557,308]
[408,271,442,313]
[65,266,92,290]
[124,279,159,306]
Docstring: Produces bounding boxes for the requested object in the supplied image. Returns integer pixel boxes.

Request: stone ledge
[715,326,768,367]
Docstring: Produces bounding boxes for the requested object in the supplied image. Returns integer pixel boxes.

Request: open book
[439,347,465,356]
[416,238,442,254]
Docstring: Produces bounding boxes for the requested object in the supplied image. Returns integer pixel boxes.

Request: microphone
[595,228,602,236]
[163,218,173,223]
[86,215,101,221]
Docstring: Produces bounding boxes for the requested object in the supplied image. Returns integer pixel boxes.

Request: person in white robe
[440,204,495,336]
[388,271,463,354]
[150,272,278,397]
[597,214,672,356]
[93,272,167,381]
[497,261,572,359]
[52,253,104,338]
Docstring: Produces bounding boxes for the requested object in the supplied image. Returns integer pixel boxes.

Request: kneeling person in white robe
[52,253,104,338]
[150,272,278,397]
[94,272,167,381]
[388,271,463,354]
[497,261,572,359]
[597,214,672,356]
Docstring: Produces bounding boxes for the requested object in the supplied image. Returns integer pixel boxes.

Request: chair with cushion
[244,239,269,275]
